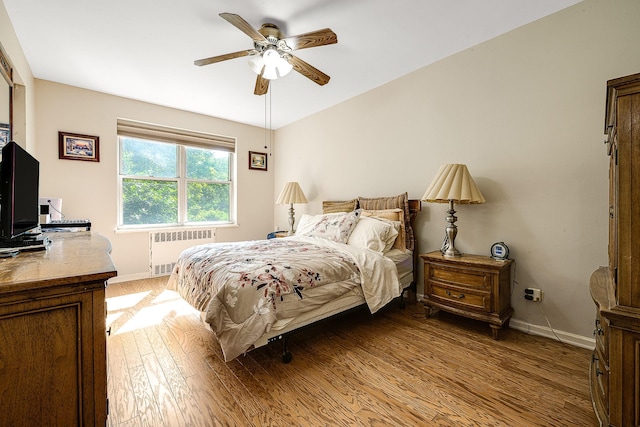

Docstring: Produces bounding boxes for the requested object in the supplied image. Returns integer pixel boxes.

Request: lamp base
[442,244,462,257]
[441,200,462,257]
[287,204,296,235]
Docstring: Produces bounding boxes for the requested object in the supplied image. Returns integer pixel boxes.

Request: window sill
[114,223,238,234]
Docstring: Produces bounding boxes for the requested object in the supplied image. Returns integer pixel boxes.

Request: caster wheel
[282,352,292,364]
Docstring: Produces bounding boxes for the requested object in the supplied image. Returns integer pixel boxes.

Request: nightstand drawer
[429,265,491,292]
[430,282,490,312]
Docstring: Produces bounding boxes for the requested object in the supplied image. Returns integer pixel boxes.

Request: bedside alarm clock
[490,242,510,260]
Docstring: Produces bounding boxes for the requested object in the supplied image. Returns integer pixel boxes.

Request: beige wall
[0,0,35,151]
[274,0,640,343]
[35,80,274,279]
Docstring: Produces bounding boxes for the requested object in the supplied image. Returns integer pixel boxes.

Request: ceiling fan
[194,13,338,96]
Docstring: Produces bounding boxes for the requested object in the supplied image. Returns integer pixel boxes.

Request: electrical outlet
[524,288,543,302]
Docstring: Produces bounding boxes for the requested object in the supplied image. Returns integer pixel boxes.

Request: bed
[167,193,420,363]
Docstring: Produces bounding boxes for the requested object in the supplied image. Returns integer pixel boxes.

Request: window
[117,119,235,229]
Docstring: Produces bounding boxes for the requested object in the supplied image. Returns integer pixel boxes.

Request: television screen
[0,141,40,241]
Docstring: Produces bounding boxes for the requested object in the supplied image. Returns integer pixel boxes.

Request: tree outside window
[119,136,232,227]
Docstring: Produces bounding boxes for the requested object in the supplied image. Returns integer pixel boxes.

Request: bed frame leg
[399,281,417,309]
[281,336,292,364]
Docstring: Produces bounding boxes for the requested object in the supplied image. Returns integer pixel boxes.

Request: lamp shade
[276,182,308,205]
[421,164,485,204]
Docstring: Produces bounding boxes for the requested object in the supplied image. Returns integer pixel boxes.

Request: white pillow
[295,214,319,236]
[295,212,346,236]
[299,211,360,243]
[347,216,399,253]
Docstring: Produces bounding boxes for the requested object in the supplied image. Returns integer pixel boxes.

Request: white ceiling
[3,0,582,129]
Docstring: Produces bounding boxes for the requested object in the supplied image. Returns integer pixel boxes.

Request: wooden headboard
[321,196,421,251]
[408,199,421,226]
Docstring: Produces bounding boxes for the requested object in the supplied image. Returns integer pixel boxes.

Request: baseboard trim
[509,318,595,350]
[416,293,595,350]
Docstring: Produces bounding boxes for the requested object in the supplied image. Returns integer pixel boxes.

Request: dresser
[589,72,640,427]
[421,251,513,339]
[0,232,117,426]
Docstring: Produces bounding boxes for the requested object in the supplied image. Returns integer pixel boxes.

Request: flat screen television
[0,141,40,242]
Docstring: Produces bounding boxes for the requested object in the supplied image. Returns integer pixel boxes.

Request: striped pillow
[358,193,414,251]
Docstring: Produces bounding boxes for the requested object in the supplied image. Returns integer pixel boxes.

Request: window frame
[116,119,236,231]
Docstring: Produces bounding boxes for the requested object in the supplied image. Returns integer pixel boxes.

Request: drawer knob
[596,368,604,377]
[446,290,465,299]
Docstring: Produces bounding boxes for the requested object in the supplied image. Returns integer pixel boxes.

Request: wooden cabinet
[421,251,513,339]
[590,72,640,427]
[0,232,116,426]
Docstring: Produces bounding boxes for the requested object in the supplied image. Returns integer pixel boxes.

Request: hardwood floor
[106,277,598,426]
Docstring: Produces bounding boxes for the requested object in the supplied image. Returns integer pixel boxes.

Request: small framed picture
[0,123,9,149]
[249,151,267,171]
[58,131,100,162]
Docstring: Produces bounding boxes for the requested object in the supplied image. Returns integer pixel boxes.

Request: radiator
[149,229,216,277]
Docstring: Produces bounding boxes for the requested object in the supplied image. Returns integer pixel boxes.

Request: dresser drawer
[429,264,491,292]
[594,313,608,360]
[591,348,609,413]
[429,281,490,312]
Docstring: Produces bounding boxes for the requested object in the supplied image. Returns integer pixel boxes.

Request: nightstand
[421,251,514,339]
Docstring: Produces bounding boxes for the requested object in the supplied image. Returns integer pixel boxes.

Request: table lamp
[276,182,308,235]
[422,164,485,257]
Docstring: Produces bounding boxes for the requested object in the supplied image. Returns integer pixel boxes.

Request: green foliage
[122,179,178,225]
[120,137,232,226]
[187,182,230,222]
[121,138,176,177]
[186,146,230,180]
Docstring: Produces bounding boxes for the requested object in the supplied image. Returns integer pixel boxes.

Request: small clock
[490,242,510,260]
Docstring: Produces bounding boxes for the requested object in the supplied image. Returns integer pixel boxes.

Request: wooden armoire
[590,72,640,427]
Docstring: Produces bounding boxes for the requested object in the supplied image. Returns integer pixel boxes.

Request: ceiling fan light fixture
[250,47,293,80]
[262,48,280,66]
[262,65,279,80]
[248,54,265,75]
[275,57,293,77]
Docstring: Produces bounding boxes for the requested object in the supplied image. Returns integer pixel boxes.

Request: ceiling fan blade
[254,74,269,96]
[287,55,330,86]
[282,28,337,51]
[220,12,267,43]
[194,50,253,66]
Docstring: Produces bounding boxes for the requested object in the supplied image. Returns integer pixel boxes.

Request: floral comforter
[167,236,402,361]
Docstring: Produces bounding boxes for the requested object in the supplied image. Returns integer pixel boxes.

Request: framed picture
[58,131,100,162]
[0,123,9,150]
[249,151,267,171]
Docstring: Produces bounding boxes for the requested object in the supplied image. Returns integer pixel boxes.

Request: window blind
[117,118,235,152]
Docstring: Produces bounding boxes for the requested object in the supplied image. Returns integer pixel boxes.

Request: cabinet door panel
[0,292,94,426]
[615,92,640,307]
